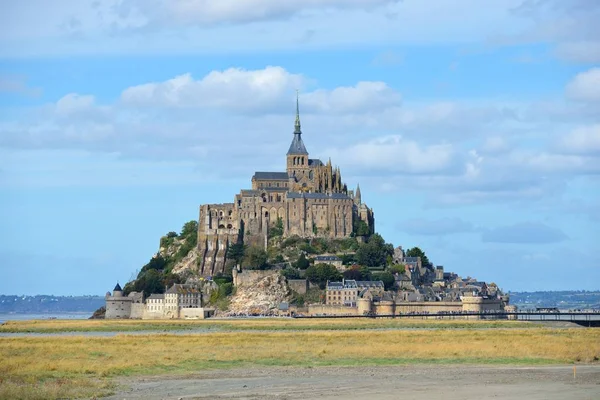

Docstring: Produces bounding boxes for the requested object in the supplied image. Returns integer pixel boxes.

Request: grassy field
[1,319,599,399]
[0,317,537,333]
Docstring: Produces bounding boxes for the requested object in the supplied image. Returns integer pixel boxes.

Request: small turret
[113,283,123,297]
[355,183,362,205]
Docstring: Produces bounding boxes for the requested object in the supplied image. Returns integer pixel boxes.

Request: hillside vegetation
[122,219,424,307]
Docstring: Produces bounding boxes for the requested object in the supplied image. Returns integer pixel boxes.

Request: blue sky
[1,0,599,295]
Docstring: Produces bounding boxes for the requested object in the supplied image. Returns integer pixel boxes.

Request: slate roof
[356,281,385,289]
[113,283,122,291]
[287,133,308,155]
[165,284,200,294]
[253,172,289,180]
[327,280,358,289]
[308,159,323,167]
[147,294,164,300]
[314,255,342,262]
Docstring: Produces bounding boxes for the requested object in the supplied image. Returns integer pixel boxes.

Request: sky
[0,0,599,296]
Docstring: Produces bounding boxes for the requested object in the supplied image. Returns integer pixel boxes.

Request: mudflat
[105,365,600,400]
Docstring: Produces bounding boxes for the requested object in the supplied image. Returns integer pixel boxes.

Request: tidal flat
[1,318,599,399]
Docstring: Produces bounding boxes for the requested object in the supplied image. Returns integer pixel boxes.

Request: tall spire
[294,89,301,134]
[287,90,308,155]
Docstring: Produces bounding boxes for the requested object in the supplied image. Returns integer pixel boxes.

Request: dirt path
[104,365,600,400]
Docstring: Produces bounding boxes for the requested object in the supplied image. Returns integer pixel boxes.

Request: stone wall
[395,302,462,314]
[288,279,308,294]
[308,304,359,316]
[180,308,214,319]
[105,298,132,319]
[233,269,280,287]
[130,303,144,319]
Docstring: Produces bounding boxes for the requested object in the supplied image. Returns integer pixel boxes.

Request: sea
[0,313,91,324]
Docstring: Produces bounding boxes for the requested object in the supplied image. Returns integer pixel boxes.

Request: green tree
[243,246,269,270]
[388,264,406,275]
[281,267,301,280]
[227,242,246,265]
[180,220,198,238]
[305,264,341,289]
[134,269,164,298]
[140,254,168,273]
[356,233,394,268]
[343,265,372,281]
[353,219,370,236]
[373,271,396,290]
[406,247,430,266]
[294,253,310,270]
[270,217,284,238]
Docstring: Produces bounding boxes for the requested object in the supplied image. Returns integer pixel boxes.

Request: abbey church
[197,96,375,276]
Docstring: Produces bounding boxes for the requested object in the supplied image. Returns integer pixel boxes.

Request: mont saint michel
[196,96,374,276]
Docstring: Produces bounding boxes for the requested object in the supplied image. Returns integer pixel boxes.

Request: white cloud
[327,135,455,174]
[118,0,400,27]
[480,136,512,154]
[557,124,600,155]
[55,93,97,116]
[0,0,525,56]
[121,67,401,115]
[555,41,600,63]
[566,68,600,102]
[121,67,304,112]
[303,81,401,114]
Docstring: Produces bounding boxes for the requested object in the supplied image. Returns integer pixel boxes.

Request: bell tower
[286,91,309,177]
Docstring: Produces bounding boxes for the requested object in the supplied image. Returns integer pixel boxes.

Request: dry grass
[2,329,600,397]
[1,322,599,399]
[0,317,535,333]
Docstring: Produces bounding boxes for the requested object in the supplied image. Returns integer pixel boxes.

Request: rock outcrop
[226,271,291,315]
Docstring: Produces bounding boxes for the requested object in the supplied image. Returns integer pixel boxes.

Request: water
[0,312,91,324]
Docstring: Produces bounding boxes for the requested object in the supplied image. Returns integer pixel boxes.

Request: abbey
[197,96,374,276]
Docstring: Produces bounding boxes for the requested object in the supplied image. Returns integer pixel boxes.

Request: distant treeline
[509,290,600,309]
[0,295,105,313]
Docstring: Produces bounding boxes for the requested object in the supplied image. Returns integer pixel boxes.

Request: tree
[140,254,168,273]
[227,242,246,265]
[356,233,394,268]
[353,219,370,236]
[343,265,371,281]
[180,220,198,238]
[388,264,406,275]
[270,217,284,238]
[294,253,310,270]
[134,269,164,298]
[373,271,396,290]
[305,264,341,289]
[243,246,269,270]
[281,268,301,280]
[406,247,430,266]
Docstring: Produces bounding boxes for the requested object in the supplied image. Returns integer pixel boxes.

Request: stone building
[314,255,344,271]
[325,279,385,306]
[105,283,143,319]
[197,95,375,276]
[105,283,213,320]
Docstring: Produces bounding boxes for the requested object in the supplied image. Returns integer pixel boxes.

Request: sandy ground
[104,365,600,400]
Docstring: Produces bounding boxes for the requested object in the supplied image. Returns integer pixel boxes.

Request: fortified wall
[308,297,507,318]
